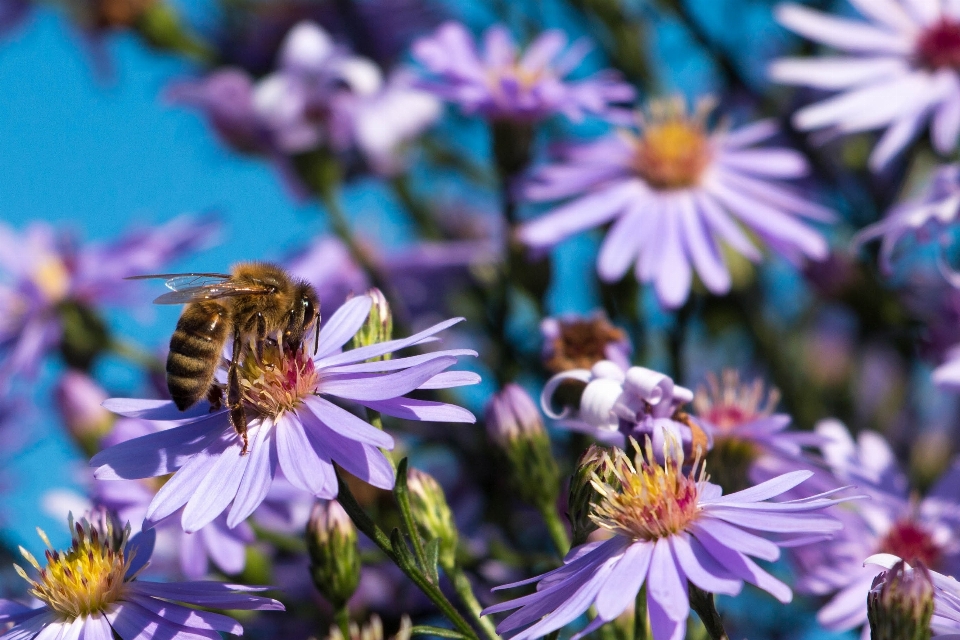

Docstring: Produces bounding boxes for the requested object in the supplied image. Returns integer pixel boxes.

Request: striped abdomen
[167,301,231,410]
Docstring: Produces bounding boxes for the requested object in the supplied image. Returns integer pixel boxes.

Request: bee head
[284,282,320,353]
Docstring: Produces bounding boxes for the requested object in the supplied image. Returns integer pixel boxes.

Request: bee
[129,262,320,455]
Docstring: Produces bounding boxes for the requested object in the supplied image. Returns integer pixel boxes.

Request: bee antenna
[314,319,320,355]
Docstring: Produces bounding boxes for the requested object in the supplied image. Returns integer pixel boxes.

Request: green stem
[539,506,571,558]
[634,585,648,640]
[688,585,729,640]
[395,459,430,578]
[442,562,500,640]
[108,339,164,373]
[410,626,470,639]
[335,472,480,640]
[335,605,351,640]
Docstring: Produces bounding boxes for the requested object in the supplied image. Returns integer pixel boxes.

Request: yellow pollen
[16,516,132,619]
[590,439,704,541]
[32,256,70,303]
[631,97,713,190]
[240,344,319,418]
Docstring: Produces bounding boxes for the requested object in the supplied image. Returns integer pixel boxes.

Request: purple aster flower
[540,311,631,374]
[790,420,960,637]
[90,292,478,532]
[0,215,218,391]
[541,359,708,457]
[55,370,114,448]
[867,553,960,637]
[770,1,960,171]
[482,438,850,640]
[518,97,834,308]
[411,22,635,123]
[0,510,283,640]
[855,163,960,274]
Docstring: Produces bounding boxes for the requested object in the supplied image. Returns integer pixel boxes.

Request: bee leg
[254,312,266,363]
[227,329,249,455]
[314,319,320,355]
[206,385,224,412]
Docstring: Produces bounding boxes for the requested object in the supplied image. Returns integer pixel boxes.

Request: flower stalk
[688,585,729,640]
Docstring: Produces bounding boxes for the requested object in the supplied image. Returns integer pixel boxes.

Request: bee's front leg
[227,329,249,455]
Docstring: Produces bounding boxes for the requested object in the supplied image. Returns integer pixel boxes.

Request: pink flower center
[917,19,960,70]
[240,345,319,418]
[693,370,779,433]
[877,520,942,568]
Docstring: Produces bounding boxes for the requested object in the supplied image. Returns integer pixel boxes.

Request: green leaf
[410,626,470,639]
[423,538,441,585]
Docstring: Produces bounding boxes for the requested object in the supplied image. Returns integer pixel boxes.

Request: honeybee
[129,262,320,454]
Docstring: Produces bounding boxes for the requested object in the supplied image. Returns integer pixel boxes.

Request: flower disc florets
[591,439,703,541]
[629,97,713,190]
[694,370,779,433]
[917,19,960,71]
[16,514,133,619]
[878,519,943,569]
[239,345,319,418]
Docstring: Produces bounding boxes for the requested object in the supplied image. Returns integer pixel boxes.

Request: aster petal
[817,574,874,629]
[106,601,219,640]
[705,470,813,504]
[774,4,912,54]
[793,74,932,133]
[360,396,476,423]
[419,370,481,389]
[695,192,762,261]
[706,506,843,533]
[301,410,395,489]
[127,582,283,610]
[718,119,778,149]
[91,415,228,480]
[145,440,226,525]
[302,396,394,448]
[678,192,730,294]
[126,595,242,635]
[180,532,209,580]
[594,541,653,620]
[520,31,566,72]
[126,528,156,578]
[489,538,626,594]
[669,533,742,596]
[654,196,693,308]
[32,621,68,640]
[933,86,960,154]
[274,412,337,495]
[181,438,251,533]
[647,538,688,622]
[688,520,780,562]
[768,57,909,90]
[695,529,792,603]
[102,398,215,423]
[228,420,278,527]
[202,522,251,575]
[78,614,112,640]
[847,0,916,32]
[320,356,457,400]
[315,295,374,359]
[597,201,647,282]
[0,612,57,640]
[868,107,928,170]
[314,317,464,368]
[322,349,477,374]
[518,180,642,248]
[647,597,685,640]
[483,26,515,67]
[0,603,39,624]
[716,169,835,222]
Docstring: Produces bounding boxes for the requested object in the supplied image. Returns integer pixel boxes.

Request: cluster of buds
[485,384,560,513]
[406,468,459,569]
[867,559,934,640]
[306,500,361,609]
[350,289,394,359]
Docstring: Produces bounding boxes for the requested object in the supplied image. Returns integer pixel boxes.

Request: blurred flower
[693,370,823,493]
[867,558,934,640]
[771,2,960,170]
[519,97,833,308]
[790,420,960,637]
[856,164,960,275]
[411,22,634,123]
[0,215,218,392]
[483,439,849,640]
[542,359,709,458]
[307,500,360,608]
[0,0,29,35]
[91,293,478,532]
[327,614,412,640]
[0,511,282,640]
[540,312,631,374]
[55,370,114,451]
[868,554,960,637]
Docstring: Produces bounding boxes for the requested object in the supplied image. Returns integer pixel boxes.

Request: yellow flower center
[630,98,713,190]
[16,517,132,619]
[240,345,319,418]
[32,256,70,303]
[591,440,703,541]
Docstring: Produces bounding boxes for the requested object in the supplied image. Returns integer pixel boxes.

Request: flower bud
[406,468,458,569]
[485,384,560,511]
[306,500,360,608]
[567,445,617,546]
[327,615,412,640]
[350,288,393,359]
[867,560,934,640]
[55,371,114,454]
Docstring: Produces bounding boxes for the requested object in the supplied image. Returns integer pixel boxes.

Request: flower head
[91,292,478,532]
[867,558,935,640]
[483,438,850,640]
[771,2,960,171]
[540,312,631,374]
[411,22,634,123]
[0,510,282,640]
[867,554,960,638]
[519,97,833,308]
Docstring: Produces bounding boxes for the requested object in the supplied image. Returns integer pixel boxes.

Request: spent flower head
[540,312,631,374]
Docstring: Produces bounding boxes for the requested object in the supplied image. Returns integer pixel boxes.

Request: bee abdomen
[167,302,230,411]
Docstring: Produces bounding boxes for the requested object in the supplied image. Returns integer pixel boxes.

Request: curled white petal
[540,369,592,419]
[580,378,625,431]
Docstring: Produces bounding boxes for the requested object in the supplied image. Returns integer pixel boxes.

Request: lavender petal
[360,397,477,423]
[228,420,278,527]
[315,295,374,359]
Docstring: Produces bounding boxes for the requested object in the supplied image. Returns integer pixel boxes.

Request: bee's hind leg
[206,385,224,412]
[226,329,249,455]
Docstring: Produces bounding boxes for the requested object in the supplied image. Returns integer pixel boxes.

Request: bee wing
[125,273,273,305]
